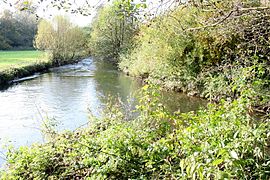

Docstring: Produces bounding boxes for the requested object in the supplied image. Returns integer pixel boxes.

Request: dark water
[0,58,206,166]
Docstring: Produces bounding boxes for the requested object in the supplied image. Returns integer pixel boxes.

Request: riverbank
[0,51,48,85]
[118,3,270,114]
[0,61,51,85]
[120,67,270,115]
[0,51,82,85]
[1,1,270,178]
[2,86,270,179]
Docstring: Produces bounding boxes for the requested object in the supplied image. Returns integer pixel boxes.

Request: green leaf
[212,159,223,166]
[136,4,141,9]
[180,159,185,173]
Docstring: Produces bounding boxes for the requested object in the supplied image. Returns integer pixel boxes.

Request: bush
[2,86,270,179]
[119,0,270,109]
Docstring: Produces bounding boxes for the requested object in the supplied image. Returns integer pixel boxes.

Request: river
[0,58,206,166]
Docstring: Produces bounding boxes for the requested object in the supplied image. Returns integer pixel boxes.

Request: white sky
[0,0,179,26]
[0,0,106,26]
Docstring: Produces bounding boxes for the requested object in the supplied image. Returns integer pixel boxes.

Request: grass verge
[0,50,82,85]
[0,51,50,85]
[0,51,48,70]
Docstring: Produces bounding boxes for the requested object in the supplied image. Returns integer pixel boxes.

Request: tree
[0,9,37,50]
[89,0,146,61]
[0,34,11,50]
[35,16,87,65]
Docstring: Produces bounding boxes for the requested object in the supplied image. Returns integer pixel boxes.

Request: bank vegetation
[1,0,270,179]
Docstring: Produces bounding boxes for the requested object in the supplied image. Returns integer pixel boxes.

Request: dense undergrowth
[1,86,270,179]
[118,0,270,111]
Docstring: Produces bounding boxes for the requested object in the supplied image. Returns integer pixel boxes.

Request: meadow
[0,51,48,71]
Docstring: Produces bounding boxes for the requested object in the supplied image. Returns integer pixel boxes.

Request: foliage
[1,0,270,179]
[119,0,270,110]
[89,0,144,61]
[0,10,37,50]
[35,16,88,65]
[2,86,270,179]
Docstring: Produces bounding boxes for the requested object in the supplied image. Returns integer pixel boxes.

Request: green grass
[0,51,48,71]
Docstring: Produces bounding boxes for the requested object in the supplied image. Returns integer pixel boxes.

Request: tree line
[0,11,88,65]
[0,10,37,50]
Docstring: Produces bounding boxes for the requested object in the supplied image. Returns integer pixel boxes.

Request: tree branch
[186,6,270,32]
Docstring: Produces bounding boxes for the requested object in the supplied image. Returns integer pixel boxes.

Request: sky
[0,0,106,26]
[0,0,179,26]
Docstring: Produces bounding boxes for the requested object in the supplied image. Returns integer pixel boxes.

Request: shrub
[119,0,270,109]
[2,86,270,179]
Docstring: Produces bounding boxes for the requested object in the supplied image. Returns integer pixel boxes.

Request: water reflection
[93,61,140,103]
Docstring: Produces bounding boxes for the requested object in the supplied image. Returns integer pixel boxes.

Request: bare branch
[186,6,270,31]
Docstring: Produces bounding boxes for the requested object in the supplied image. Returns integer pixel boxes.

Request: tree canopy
[35,16,88,65]
[0,10,37,50]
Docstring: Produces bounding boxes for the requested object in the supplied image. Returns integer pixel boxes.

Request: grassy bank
[0,50,51,85]
[0,51,48,70]
[0,50,84,85]
[1,86,270,179]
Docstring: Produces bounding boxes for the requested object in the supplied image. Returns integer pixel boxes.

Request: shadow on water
[0,57,207,167]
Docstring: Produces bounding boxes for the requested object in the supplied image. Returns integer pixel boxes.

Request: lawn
[0,51,48,71]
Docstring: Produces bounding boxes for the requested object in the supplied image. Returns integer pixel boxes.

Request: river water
[0,58,206,166]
